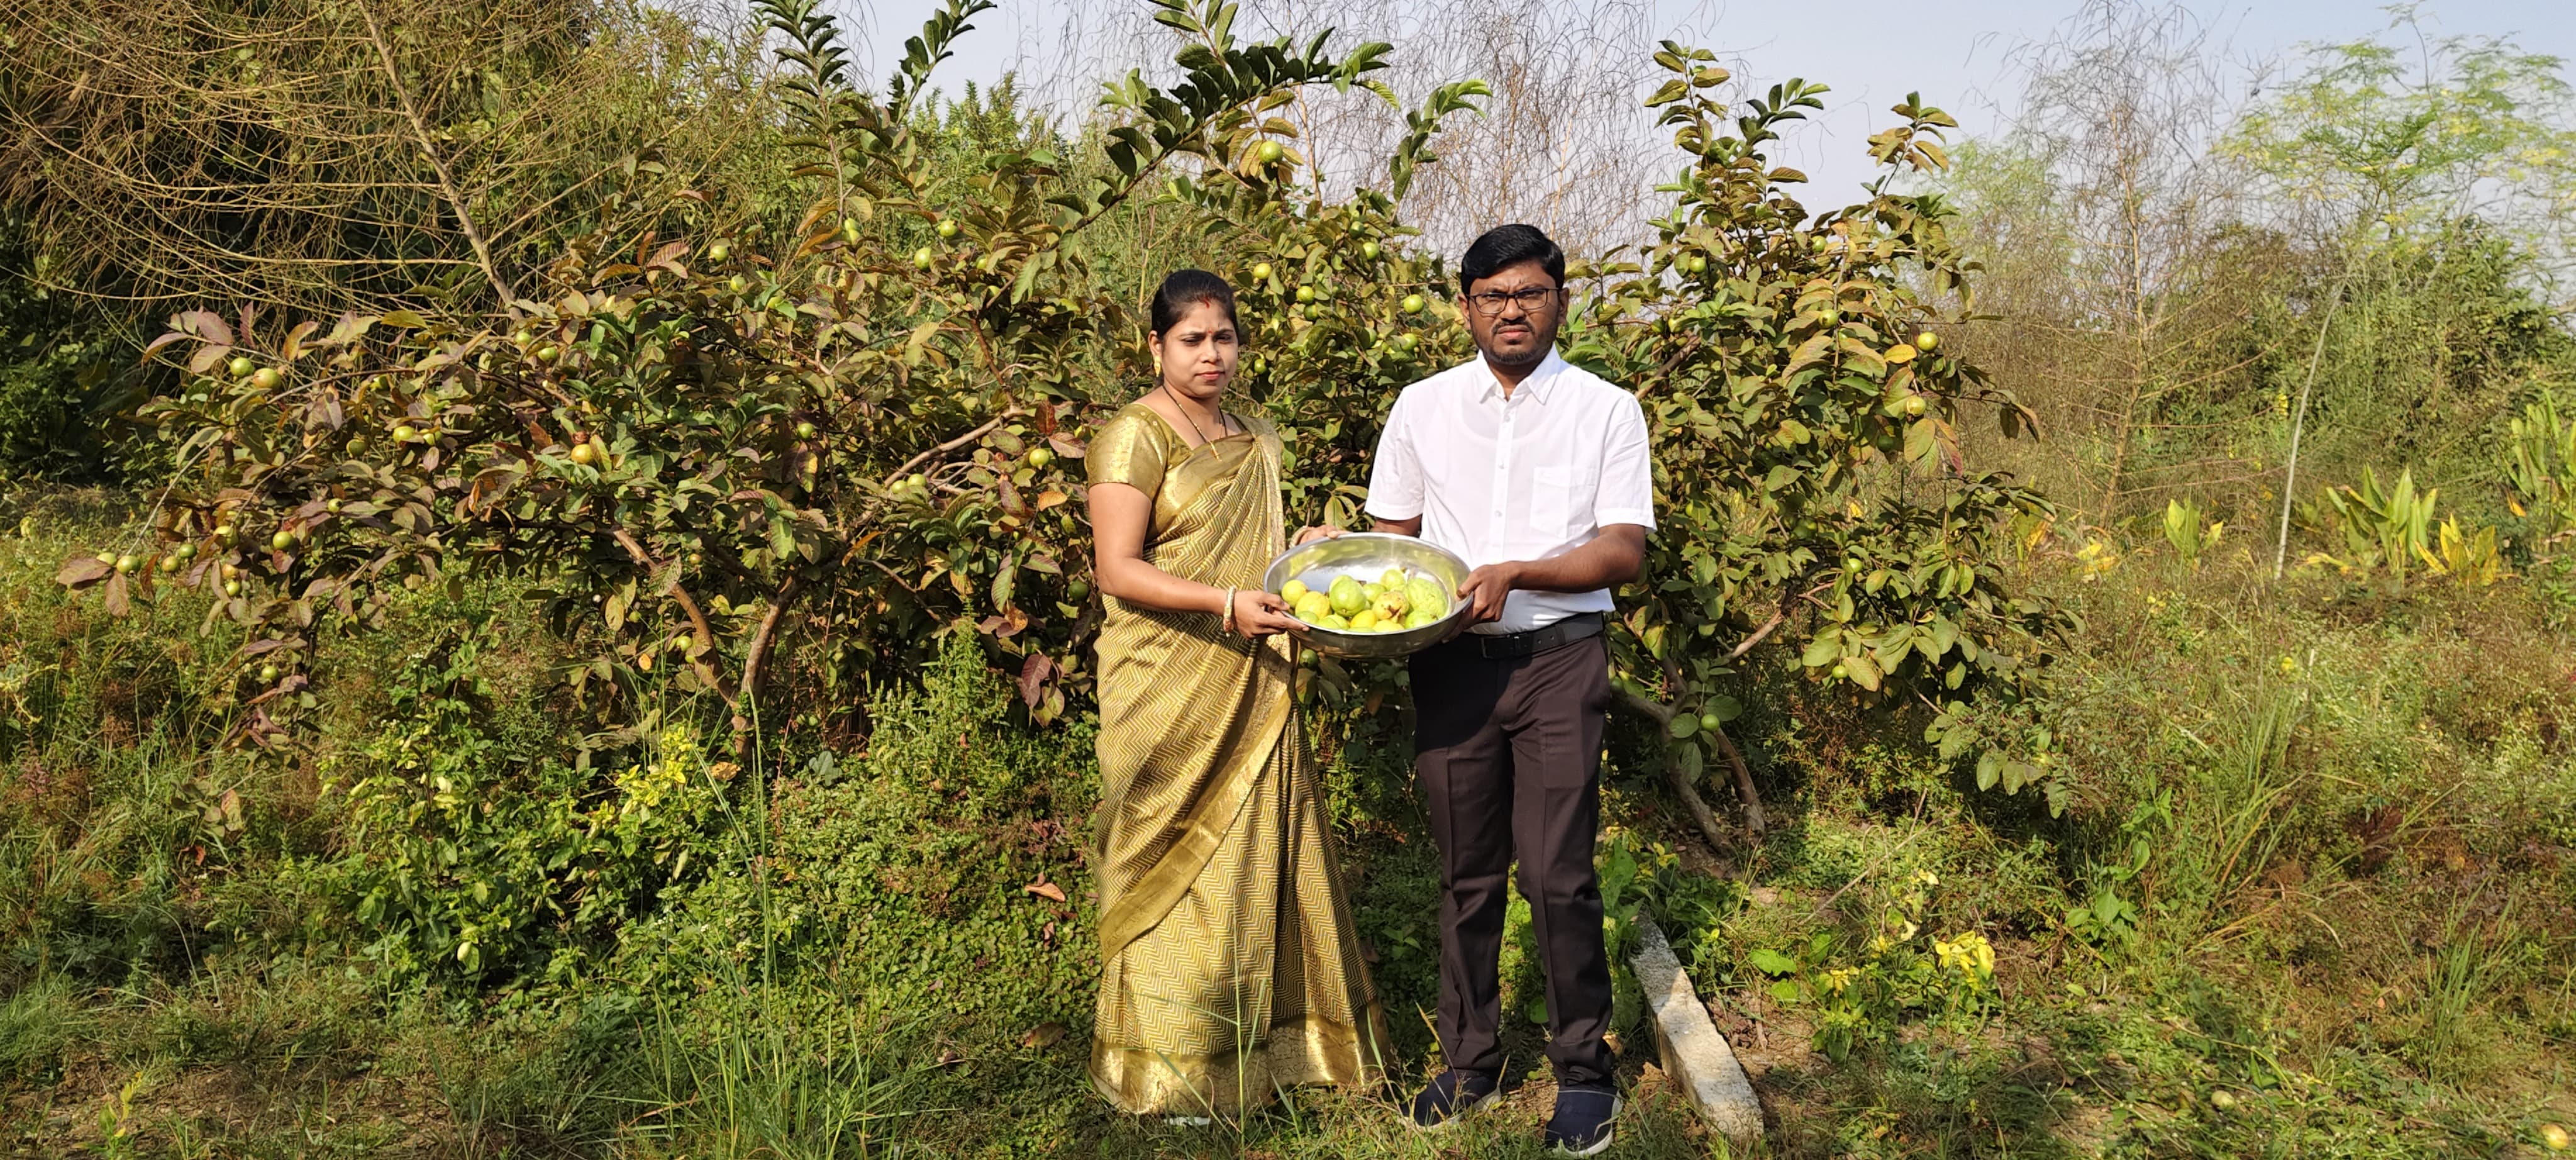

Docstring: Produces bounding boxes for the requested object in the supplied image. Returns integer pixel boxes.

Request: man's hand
[1292,524,1346,545]
[1457,562,1523,624]
[1450,527,1648,627]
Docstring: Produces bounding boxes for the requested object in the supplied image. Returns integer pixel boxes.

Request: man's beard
[1480,326,1555,369]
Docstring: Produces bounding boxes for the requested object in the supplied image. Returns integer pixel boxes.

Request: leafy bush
[82,25,2087,894]
[8,1,2576,1152]
[1745,869,1998,1061]
[613,637,1097,1027]
[0,221,149,485]
[322,623,730,982]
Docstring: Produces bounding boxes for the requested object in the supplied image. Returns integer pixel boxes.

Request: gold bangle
[1219,588,1236,633]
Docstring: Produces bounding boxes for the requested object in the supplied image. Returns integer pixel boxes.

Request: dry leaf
[1024,879,1067,904]
[57,555,111,588]
[1018,654,1055,707]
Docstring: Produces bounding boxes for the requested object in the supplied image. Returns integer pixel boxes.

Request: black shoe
[1406,1069,1500,1131]
[1545,1084,1621,1156]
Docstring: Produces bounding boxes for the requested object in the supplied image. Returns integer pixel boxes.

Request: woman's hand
[1233,589,1303,638]
[1292,524,1346,546]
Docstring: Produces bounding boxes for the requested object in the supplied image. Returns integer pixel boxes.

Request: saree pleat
[1087,402,1391,1115]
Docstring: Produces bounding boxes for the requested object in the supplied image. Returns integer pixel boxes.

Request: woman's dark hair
[1458,224,1565,296]
[1149,269,1240,336]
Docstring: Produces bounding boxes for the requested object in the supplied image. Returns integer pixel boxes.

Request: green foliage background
[2,0,2573,1157]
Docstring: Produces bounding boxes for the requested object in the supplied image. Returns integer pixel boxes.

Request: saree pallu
[1085,402,1391,1115]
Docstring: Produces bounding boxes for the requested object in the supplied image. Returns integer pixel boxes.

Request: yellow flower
[1933,932,1996,985]
[2279,654,2297,675]
[2074,537,2122,582]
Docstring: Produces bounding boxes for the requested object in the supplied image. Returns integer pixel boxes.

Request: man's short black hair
[1458,224,1565,296]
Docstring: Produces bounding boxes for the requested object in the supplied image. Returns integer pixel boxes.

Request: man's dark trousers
[1411,630,1614,1086]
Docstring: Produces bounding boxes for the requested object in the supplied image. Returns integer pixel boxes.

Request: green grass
[3,506,2572,1159]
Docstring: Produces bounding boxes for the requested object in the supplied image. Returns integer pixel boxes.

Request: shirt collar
[1472,350,1566,404]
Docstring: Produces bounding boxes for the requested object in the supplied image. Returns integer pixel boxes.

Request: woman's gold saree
[1085,401,1390,1115]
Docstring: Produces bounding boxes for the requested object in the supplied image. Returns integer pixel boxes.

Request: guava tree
[1213,50,2078,842]
[63,0,1480,759]
[63,2,2072,854]
[1569,52,2076,838]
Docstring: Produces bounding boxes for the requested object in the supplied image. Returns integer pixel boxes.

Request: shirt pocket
[1529,464,1597,543]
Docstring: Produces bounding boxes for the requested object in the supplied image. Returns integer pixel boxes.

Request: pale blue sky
[1676,1,2576,198]
[858,0,2573,200]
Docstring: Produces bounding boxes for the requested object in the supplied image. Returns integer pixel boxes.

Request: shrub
[613,637,1097,1028]
[72,4,2077,873]
[321,617,729,984]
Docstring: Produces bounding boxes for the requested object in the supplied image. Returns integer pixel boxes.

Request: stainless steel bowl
[1260,532,1473,659]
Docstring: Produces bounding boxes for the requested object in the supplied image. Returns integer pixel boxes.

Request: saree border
[1087,1004,1392,1115]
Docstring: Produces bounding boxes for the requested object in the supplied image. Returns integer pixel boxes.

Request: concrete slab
[1631,913,1763,1149]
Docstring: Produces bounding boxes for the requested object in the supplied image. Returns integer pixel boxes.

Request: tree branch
[357,0,513,307]
[1650,640,1768,835]
[739,572,806,707]
[885,413,1013,484]
[1705,720,1768,836]
[610,527,726,698]
[1727,607,1786,661]
[1616,688,1734,854]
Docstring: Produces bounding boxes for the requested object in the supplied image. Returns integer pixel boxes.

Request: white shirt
[1365,351,1656,633]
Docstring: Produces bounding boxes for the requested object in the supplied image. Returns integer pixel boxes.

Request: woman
[1084,269,1390,1117]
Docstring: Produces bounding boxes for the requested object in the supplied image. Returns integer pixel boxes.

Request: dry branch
[0,0,774,311]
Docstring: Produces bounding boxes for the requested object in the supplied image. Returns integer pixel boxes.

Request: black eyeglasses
[1463,286,1563,316]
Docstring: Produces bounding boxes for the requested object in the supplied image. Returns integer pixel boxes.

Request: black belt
[1440,611,1606,660]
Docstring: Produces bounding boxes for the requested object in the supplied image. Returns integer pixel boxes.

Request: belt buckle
[1479,630,1533,660]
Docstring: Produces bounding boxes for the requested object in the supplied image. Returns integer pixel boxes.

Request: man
[1366,224,1653,1156]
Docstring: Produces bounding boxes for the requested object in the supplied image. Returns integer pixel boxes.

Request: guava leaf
[57,556,110,588]
[1842,652,1882,690]
[1018,653,1054,706]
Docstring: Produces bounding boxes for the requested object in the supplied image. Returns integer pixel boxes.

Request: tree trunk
[1616,689,1751,853]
